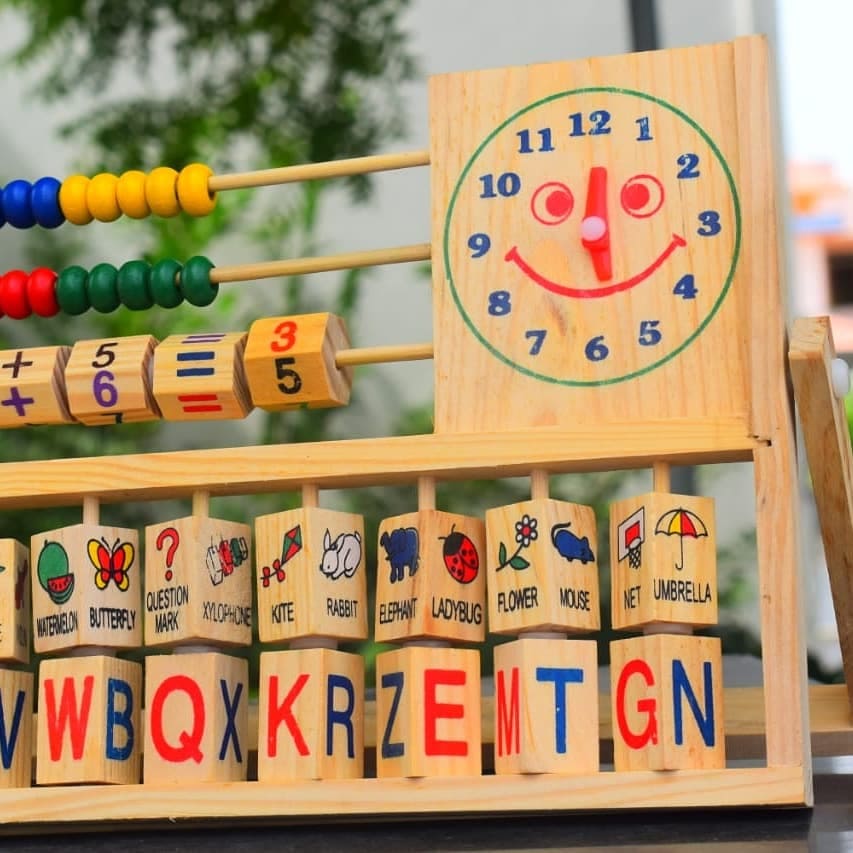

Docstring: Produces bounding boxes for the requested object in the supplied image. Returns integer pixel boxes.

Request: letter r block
[0,669,33,788]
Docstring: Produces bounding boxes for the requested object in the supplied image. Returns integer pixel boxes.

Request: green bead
[87,263,120,313]
[180,255,218,307]
[150,259,184,308]
[55,266,90,316]
[117,260,154,310]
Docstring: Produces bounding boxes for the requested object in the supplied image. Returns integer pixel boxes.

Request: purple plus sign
[1,387,34,417]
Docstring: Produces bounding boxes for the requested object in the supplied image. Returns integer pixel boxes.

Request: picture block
[610,493,717,630]
[375,510,486,644]
[0,669,33,788]
[0,345,72,428]
[257,647,364,781]
[144,651,248,783]
[144,515,252,648]
[255,507,366,643]
[0,539,30,664]
[493,637,598,775]
[244,313,353,411]
[36,655,142,785]
[486,499,599,635]
[31,524,141,654]
[610,633,725,771]
[375,645,481,778]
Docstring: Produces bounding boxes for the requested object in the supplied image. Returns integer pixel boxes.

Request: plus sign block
[0,539,31,664]
[0,669,34,788]
[0,346,72,428]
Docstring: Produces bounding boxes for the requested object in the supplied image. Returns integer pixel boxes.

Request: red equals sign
[177,393,223,414]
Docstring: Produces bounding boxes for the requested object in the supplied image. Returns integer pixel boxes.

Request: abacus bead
[27,268,60,317]
[56,266,91,315]
[0,190,5,228]
[176,163,216,216]
[117,260,154,310]
[87,173,121,222]
[0,271,31,318]
[87,263,120,313]
[180,255,218,307]
[145,167,180,217]
[31,177,65,228]
[3,180,36,228]
[149,259,184,308]
[59,176,94,225]
[116,170,151,219]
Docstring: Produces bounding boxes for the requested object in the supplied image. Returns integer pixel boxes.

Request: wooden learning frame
[0,33,845,829]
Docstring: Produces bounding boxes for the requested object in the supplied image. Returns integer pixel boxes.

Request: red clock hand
[581,166,612,282]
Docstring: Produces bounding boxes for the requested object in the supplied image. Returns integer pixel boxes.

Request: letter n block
[0,669,33,787]
[610,634,725,771]
[0,539,30,664]
[376,645,480,778]
[36,655,141,785]
[144,651,248,783]
[493,638,598,775]
[257,648,364,780]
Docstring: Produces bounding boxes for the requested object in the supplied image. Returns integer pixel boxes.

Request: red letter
[266,674,310,757]
[149,675,205,763]
[424,668,467,757]
[495,667,520,757]
[43,675,94,762]
[615,659,658,749]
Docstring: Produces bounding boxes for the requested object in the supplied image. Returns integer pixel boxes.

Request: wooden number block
[375,645,480,778]
[0,669,33,787]
[152,331,251,421]
[493,637,598,775]
[0,346,72,428]
[610,634,725,771]
[144,516,252,648]
[255,508,366,643]
[144,651,248,783]
[31,524,141,654]
[486,499,599,635]
[36,655,141,785]
[610,493,717,630]
[0,539,30,664]
[64,335,160,425]
[257,648,364,781]
[244,313,353,411]
[375,510,485,644]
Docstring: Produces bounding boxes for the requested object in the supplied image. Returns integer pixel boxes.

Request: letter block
[0,539,30,664]
[0,345,73,428]
[243,313,353,411]
[144,651,248,783]
[610,634,725,771]
[36,655,141,785]
[610,493,717,630]
[64,335,160,425]
[375,645,481,778]
[144,516,252,648]
[152,331,251,421]
[486,499,599,635]
[257,648,364,781]
[0,669,33,788]
[375,510,486,644]
[255,508,366,643]
[493,637,598,775]
[31,524,141,654]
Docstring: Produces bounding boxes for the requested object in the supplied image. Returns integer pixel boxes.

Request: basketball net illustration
[617,507,645,570]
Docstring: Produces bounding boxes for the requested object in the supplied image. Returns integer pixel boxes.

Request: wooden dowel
[208,150,430,192]
[653,461,671,492]
[530,469,550,501]
[302,484,319,508]
[192,490,210,518]
[418,476,436,511]
[335,343,433,367]
[82,495,99,525]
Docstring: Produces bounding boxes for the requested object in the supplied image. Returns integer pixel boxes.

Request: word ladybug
[439,526,479,584]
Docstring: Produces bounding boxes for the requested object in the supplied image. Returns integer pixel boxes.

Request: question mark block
[0,538,31,664]
[243,313,353,411]
[0,345,73,428]
[144,516,252,648]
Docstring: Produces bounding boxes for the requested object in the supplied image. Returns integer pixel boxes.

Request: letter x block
[610,634,725,771]
[0,669,33,788]
[144,651,248,783]
[0,345,73,428]
[0,539,31,664]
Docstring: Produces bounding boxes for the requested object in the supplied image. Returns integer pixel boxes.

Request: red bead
[27,267,60,317]
[0,271,31,319]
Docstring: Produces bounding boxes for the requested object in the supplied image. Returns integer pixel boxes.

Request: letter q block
[0,539,31,664]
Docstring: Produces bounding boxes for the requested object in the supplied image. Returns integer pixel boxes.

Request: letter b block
[0,539,30,664]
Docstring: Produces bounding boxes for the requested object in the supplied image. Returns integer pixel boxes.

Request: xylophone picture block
[0,538,30,664]
[257,648,364,781]
[0,345,72,428]
[36,655,142,785]
[0,669,33,788]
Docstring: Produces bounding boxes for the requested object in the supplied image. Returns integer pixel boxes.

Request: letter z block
[0,539,31,664]
[0,669,33,788]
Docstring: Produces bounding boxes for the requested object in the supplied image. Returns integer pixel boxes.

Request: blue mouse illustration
[550,522,595,564]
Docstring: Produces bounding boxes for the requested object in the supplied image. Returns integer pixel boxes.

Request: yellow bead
[145,167,180,218]
[116,170,151,219]
[176,163,216,217]
[87,173,121,222]
[58,175,93,225]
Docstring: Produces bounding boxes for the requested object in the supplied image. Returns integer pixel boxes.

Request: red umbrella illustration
[654,508,708,571]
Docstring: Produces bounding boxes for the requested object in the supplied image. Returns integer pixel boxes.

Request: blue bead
[0,189,5,228]
[31,177,65,229]
[3,180,35,229]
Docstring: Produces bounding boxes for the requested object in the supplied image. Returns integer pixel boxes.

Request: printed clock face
[442,87,741,386]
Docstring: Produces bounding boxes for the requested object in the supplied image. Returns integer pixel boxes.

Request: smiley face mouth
[505,233,687,299]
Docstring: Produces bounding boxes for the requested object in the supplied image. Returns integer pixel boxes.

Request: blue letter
[218,679,244,762]
[105,678,134,761]
[535,667,583,754]
[326,674,356,758]
[0,689,27,769]
[672,659,715,747]
[380,671,404,759]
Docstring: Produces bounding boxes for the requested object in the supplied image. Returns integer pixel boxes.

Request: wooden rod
[653,461,671,492]
[418,476,436,511]
[530,469,550,500]
[82,495,99,525]
[302,484,319,508]
[192,490,210,518]
[335,343,433,368]
[208,150,430,192]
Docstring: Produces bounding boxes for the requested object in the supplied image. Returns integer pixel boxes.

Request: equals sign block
[152,332,252,421]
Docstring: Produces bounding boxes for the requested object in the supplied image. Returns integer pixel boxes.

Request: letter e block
[0,346,72,428]
[0,669,33,787]
[0,539,30,664]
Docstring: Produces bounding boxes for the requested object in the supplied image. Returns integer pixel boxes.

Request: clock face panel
[442,87,741,387]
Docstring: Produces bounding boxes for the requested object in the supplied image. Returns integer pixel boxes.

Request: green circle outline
[442,86,742,387]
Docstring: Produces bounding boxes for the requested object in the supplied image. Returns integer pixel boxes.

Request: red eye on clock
[620,174,664,218]
[530,181,574,225]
